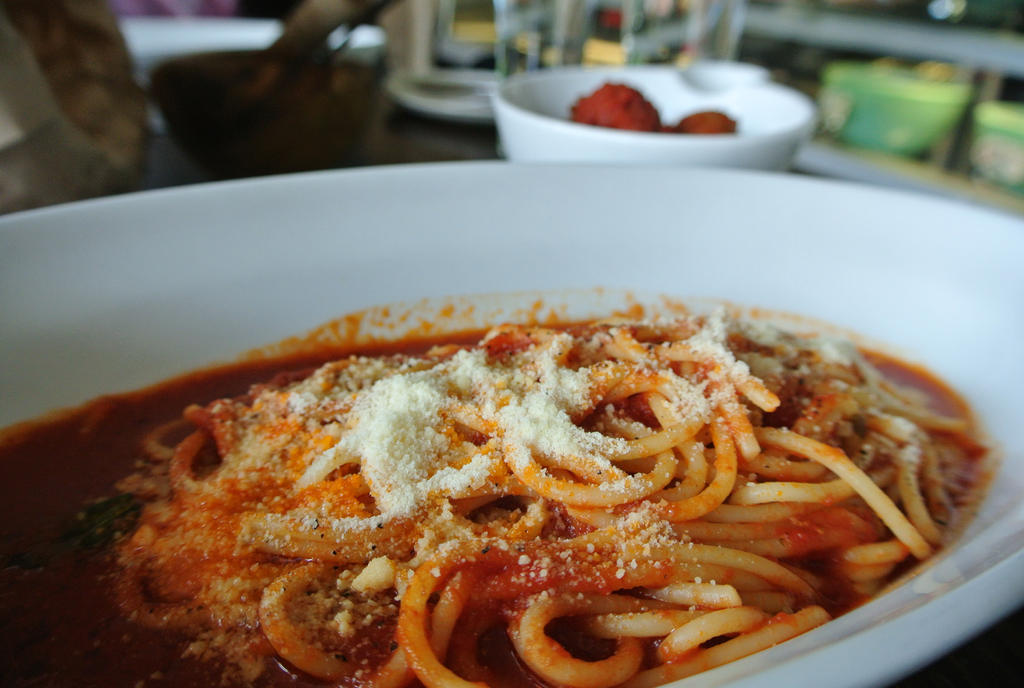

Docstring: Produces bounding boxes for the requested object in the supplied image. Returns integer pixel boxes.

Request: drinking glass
[492,0,597,77]
[621,0,747,65]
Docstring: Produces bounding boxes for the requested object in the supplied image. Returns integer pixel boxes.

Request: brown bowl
[150,50,377,179]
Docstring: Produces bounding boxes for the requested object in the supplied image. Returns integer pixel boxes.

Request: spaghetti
[116,310,985,686]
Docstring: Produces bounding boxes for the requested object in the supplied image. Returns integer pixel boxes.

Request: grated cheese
[351,557,397,594]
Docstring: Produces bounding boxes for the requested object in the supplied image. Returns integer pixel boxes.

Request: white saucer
[384,69,497,125]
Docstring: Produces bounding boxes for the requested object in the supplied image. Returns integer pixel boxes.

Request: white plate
[1,163,1023,687]
[385,68,497,124]
[120,17,387,76]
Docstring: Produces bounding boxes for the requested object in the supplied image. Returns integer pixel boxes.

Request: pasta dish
[110,309,985,687]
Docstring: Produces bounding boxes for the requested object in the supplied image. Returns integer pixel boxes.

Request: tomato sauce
[0,336,987,687]
[0,341,448,688]
[864,351,970,420]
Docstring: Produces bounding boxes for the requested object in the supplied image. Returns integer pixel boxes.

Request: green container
[971,101,1024,196]
[819,62,972,157]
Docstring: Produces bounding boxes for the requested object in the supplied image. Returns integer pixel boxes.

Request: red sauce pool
[0,340,986,687]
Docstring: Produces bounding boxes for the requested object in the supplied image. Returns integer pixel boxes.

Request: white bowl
[493,63,817,170]
[1,164,1022,688]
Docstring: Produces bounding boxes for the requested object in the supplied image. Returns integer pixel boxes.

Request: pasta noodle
[114,310,986,687]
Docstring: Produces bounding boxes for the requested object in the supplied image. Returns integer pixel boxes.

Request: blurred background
[1,0,1022,215]
[409,0,1024,213]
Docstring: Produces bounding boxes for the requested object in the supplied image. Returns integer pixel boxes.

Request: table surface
[143,89,502,190]
[144,88,1024,686]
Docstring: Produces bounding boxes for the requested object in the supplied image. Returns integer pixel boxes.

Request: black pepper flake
[481,546,491,554]
[390,641,398,651]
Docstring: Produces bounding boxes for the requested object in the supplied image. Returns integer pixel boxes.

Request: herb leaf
[59,493,141,549]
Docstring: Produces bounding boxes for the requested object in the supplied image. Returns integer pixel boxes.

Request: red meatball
[666,110,737,135]
[570,83,660,132]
